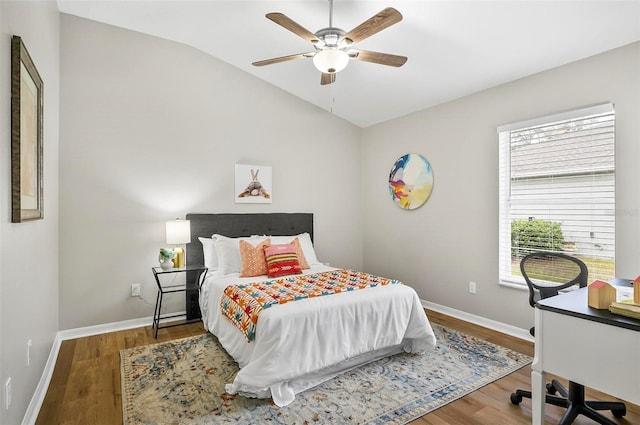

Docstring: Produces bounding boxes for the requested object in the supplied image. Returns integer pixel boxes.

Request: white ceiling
[57,1,640,128]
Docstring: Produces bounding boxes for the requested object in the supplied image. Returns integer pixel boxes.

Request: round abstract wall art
[388,153,434,210]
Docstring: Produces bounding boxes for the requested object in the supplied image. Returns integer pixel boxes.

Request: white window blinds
[498,103,615,285]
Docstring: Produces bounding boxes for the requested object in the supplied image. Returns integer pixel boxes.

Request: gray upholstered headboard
[185,213,313,267]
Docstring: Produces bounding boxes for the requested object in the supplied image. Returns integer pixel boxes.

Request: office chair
[510,251,626,425]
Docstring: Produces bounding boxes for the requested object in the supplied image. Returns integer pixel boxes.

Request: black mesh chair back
[520,251,589,308]
[511,251,626,424]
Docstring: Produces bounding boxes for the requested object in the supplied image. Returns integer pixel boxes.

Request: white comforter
[199,265,437,406]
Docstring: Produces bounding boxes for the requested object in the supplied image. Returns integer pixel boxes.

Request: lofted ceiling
[57,1,640,128]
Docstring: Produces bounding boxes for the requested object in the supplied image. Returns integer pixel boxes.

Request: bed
[186,213,437,407]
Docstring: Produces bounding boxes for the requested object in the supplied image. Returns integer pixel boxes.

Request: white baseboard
[23,305,530,424]
[57,315,156,341]
[421,299,534,343]
[21,312,184,425]
[21,334,62,425]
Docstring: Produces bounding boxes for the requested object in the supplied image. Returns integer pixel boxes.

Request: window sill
[498,280,529,291]
[498,279,583,294]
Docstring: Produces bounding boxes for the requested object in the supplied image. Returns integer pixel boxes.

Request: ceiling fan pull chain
[332,64,337,113]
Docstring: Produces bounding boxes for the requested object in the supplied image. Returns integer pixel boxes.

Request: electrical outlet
[5,378,11,410]
[131,283,141,297]
[27,339,32,366]
[469,281,477,294]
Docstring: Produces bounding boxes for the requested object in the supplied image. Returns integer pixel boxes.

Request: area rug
[120,324,531,425]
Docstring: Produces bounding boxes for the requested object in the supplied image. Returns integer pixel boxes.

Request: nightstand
[151,264,208,338]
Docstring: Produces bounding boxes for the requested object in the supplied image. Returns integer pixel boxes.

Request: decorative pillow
[213,234,266,275]
[290,238,310,269]
[268,233,320,266]
[198,237,218,270]
[264,243,303,278]
[296,233,320,266]
[239,239,271,277]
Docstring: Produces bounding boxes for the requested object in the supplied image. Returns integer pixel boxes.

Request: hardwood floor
[411,311,639,425]
[36,311,639,425]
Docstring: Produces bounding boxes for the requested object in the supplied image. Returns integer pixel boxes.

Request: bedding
[188,214,435,407]
[263,243,303,277]
[268,233,319,267]
[202,232,319,275]
[213,234,266,275]
[198,237,218,270]
[220,269,402,342]
[239,239,271,277]
[199,264,437,407]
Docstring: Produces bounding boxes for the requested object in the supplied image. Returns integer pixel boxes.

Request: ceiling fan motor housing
[314,27,348,50]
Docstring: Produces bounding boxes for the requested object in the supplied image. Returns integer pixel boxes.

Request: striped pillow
[264,243,302,278]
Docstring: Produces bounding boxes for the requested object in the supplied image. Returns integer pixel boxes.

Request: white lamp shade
[313,49,349,74]
[166,219,191,244]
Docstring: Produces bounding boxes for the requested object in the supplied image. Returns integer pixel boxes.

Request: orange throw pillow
[239,239,271,277]
[291,237,310,269]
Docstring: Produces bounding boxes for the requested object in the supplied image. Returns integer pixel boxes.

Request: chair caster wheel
[546,383,557,395]
[612,408,626,418]
[510,393,522,405]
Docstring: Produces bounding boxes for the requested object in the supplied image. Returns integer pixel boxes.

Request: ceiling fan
[252,0,407,85]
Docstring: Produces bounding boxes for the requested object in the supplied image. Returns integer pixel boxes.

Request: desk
[532,279,640,424]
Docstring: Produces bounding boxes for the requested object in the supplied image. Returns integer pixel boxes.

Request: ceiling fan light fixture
[255,5,405,85]
[313,49,349,74]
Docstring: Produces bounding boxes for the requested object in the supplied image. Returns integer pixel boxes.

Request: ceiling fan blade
[252,53,313,67]
[343,7,402,44]
[349,50,407,67]
[266,12,320,44]
[320,73,336,85]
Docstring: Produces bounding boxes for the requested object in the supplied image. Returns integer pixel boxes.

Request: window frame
[498,103,615,287]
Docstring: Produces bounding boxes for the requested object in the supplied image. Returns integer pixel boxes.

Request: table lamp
[166,218,191,268]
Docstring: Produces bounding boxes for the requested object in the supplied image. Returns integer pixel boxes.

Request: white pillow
[213,234,266,275]
[198,237,217,270]
[267,232,320,266]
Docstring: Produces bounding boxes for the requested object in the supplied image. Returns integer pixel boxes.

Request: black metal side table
[151,264,208,338]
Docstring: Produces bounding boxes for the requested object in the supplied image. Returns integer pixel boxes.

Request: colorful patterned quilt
[220,269,401,342]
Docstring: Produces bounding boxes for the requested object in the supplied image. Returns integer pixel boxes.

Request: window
[498,104,615,286]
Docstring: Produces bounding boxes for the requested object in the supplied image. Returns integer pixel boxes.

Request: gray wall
[58,15,363,330]
[3,6,638,422]
[0,2,60,424]
[361,42,640,331]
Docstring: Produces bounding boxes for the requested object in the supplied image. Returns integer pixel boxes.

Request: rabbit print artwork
[238,169,270,199]
[235,164,271,203]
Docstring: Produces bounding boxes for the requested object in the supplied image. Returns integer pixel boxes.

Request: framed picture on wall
[235,164,272,204]
[11,35,44,222]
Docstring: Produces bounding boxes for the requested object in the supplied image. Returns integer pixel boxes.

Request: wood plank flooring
[36,310,639,425]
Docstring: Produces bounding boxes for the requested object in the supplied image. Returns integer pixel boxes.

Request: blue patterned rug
[120,324,531,424]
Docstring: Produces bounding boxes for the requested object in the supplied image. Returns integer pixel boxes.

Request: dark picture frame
[11,35,44,222]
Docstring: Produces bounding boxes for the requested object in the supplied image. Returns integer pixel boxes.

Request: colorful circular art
[388,153,434,210]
